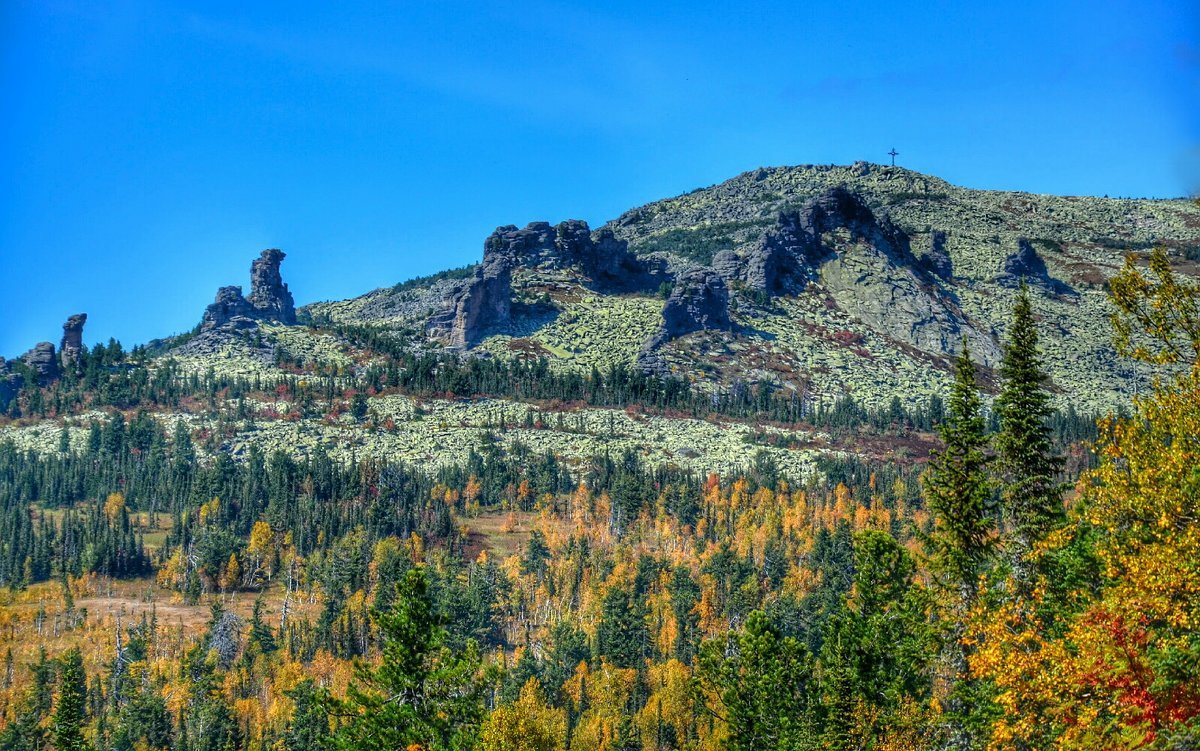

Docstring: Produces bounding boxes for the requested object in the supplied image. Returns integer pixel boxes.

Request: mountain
[2,163,1198,477]
[307,162,1198,410]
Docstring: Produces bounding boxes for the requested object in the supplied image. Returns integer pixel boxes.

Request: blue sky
[2,0,1197,354]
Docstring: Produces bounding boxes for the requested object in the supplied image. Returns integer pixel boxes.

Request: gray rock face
[997,239,1074,295]
[798,188,999,364]
[428,251,514,349]
[486,223,558,266]
[711,250,741,281]
[637,268,732,373]
[797,186,909,252]
[60,313,87,372]
[247,249,296,324]
[742,212,812,295]
[583,227,661,291]
[482,220,658,291]
[635,187,997,367]
[21,342,59,383]
[0,360,15,408]
[201,286,259,333]
[662,268,731,337]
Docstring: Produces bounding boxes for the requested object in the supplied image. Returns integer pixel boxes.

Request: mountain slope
[305,163,1200,412]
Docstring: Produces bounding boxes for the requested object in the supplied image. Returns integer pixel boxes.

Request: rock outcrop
[709,212,811,296]
[800,188,997,362]
[432,253,514,349]
[637,268,732,374]
[0,314,86,401]
[21,342,59,383]
[201,286,259,332]
[198,250,298,334]
[427,229,518,348]
[997,239,1074,295]
[742,212,812,295]
[660,268,731,337]
[635,187,1001,373]
[482,220,659,291]
[711,250,741,282]
[0,359,15,409]
[247,249,296,324]
[485,222,558,266]
[60,313,87,372]
[429,219,667,349]
[582,227,661,291]
[920,231,953,280]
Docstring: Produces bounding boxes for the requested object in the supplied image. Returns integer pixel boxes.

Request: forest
[0,249,1196,751]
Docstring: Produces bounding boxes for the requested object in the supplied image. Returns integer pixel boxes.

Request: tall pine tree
[53,647,89,751]
[922,342,995,751]
[332,567,484,751]
[995,285,1064,589]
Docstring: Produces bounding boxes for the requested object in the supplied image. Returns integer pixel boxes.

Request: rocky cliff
[483,220,660,290]
[247,249,297,324]
[997,239,1075,296]
[0,312,89,400]
[798,188,998,363]
[427,250,514,349]
[427,220,665,348]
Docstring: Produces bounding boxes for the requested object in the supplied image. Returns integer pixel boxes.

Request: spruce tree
[924,343,995,604]
[922,342,995,751]
[53,647,89,751]
[995,286,1064,588]
[333,567,484,751]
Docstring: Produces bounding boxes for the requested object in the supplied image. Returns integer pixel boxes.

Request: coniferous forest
[0,246,1196,751]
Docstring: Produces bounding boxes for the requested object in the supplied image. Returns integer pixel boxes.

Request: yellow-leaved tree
[477,678,567,751]
[972,245,1200,749]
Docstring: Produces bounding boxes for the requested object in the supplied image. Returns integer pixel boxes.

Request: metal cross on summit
[888,148,899,166]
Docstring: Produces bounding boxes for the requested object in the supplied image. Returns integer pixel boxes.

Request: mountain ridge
[4,163,1199,422]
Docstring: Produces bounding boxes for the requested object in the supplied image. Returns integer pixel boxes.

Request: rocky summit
[297,164,1200,413]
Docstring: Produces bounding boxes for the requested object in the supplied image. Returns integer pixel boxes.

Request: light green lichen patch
[3,394,823,482]
[226,395,821,480]
[262,324,355,372]
[479,293,662,372]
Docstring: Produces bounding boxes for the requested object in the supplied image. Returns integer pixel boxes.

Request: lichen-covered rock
[661,268,731,337]
[247,249,296,324]
[59,313,87,372]
[21,342,59,383]
[742,211,812,295]
[711,250,741,281]
[800,188,999,363]
[638,268,732,371]
[480,220,658,292]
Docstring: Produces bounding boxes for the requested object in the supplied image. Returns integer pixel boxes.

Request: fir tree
[922,342,995,751]
[924,344,996,598]
[332,567,484,751]
[995,286,1064,588]
[53,647,89,751]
